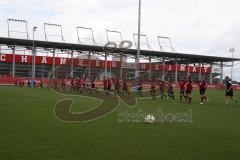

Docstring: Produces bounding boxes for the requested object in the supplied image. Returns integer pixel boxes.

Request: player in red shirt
[150,81,157,99]
[76,79,82,94]
[185,79,193,103]
[198,78,209,104]
[179,77,186,101]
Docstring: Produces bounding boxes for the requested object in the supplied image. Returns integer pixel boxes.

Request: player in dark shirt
[185,79,193,103]
[103,77,109,96]
[114,79,121,96]
[136,81,143,97]
[159,80,167,100]
[122,79,130,96]
[198,78,209,104]
[90,79,98,95]
[225,76,238,105]
[179,77,186,101]
[167,81,175,101]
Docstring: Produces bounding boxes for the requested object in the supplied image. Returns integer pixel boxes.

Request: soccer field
[0,86,239,160]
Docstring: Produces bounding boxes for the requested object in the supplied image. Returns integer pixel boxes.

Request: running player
[70,78,74,92]
[76,79,82,94]
[103,77,109,96]
[225,76,238,105]
[90,79,98,95]
[198,78,209,104]
[108,78,117,95]
[185,79,193,103]
[114,79,121,96]
[40,80,43,88]
[159,79,167,100]
[122,79,130,96]
[150,81,157,99]
[136,80,143,97]
[179,77,186,101]
[167,81,175,101]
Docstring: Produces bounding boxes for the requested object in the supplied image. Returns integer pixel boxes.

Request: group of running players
[15,75,238,105]
[148,76,209,104]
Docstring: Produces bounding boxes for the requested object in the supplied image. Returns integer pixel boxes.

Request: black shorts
[199,89,206,96]
[180,89,185,94]
[226,89,233,97]
[168,90,174,95]
[185,90,191,94]
[104,86,108,90]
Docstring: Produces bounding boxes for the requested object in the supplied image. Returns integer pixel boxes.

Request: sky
[0,0,240,80]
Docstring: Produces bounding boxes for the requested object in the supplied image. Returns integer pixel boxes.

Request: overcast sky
[0,0,239,80]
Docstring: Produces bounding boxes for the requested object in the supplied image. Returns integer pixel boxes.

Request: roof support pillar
[12,46,15,78]
[88,51,91,79]
[120,53,123,79]
[104,52,108,78]
[198,60,202,80]
[148,56,152,81]
[162,57,165,80]
[70,50,74,78]
[52,49,55,78]
[187,60,190,76]
[175,59,178,83]
[209,62,213,84]
[220,61,223,83]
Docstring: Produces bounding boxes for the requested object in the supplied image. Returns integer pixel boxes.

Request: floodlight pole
[32,26,37,79]
[135,0,141,80]
[106,29,123,79]
[7,19,10,38]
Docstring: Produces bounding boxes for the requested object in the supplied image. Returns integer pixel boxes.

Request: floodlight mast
[105,29,123,78]
[44,23,65,43]
[7,18,30,39]
[133,33,152,51]
[157,36,175,52]
[76,26,96,45]
[106,29,123,43]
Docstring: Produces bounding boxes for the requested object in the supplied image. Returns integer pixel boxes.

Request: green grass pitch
[0,86,239,160]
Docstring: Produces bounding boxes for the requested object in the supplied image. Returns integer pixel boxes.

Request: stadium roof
[0,37,239,63]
